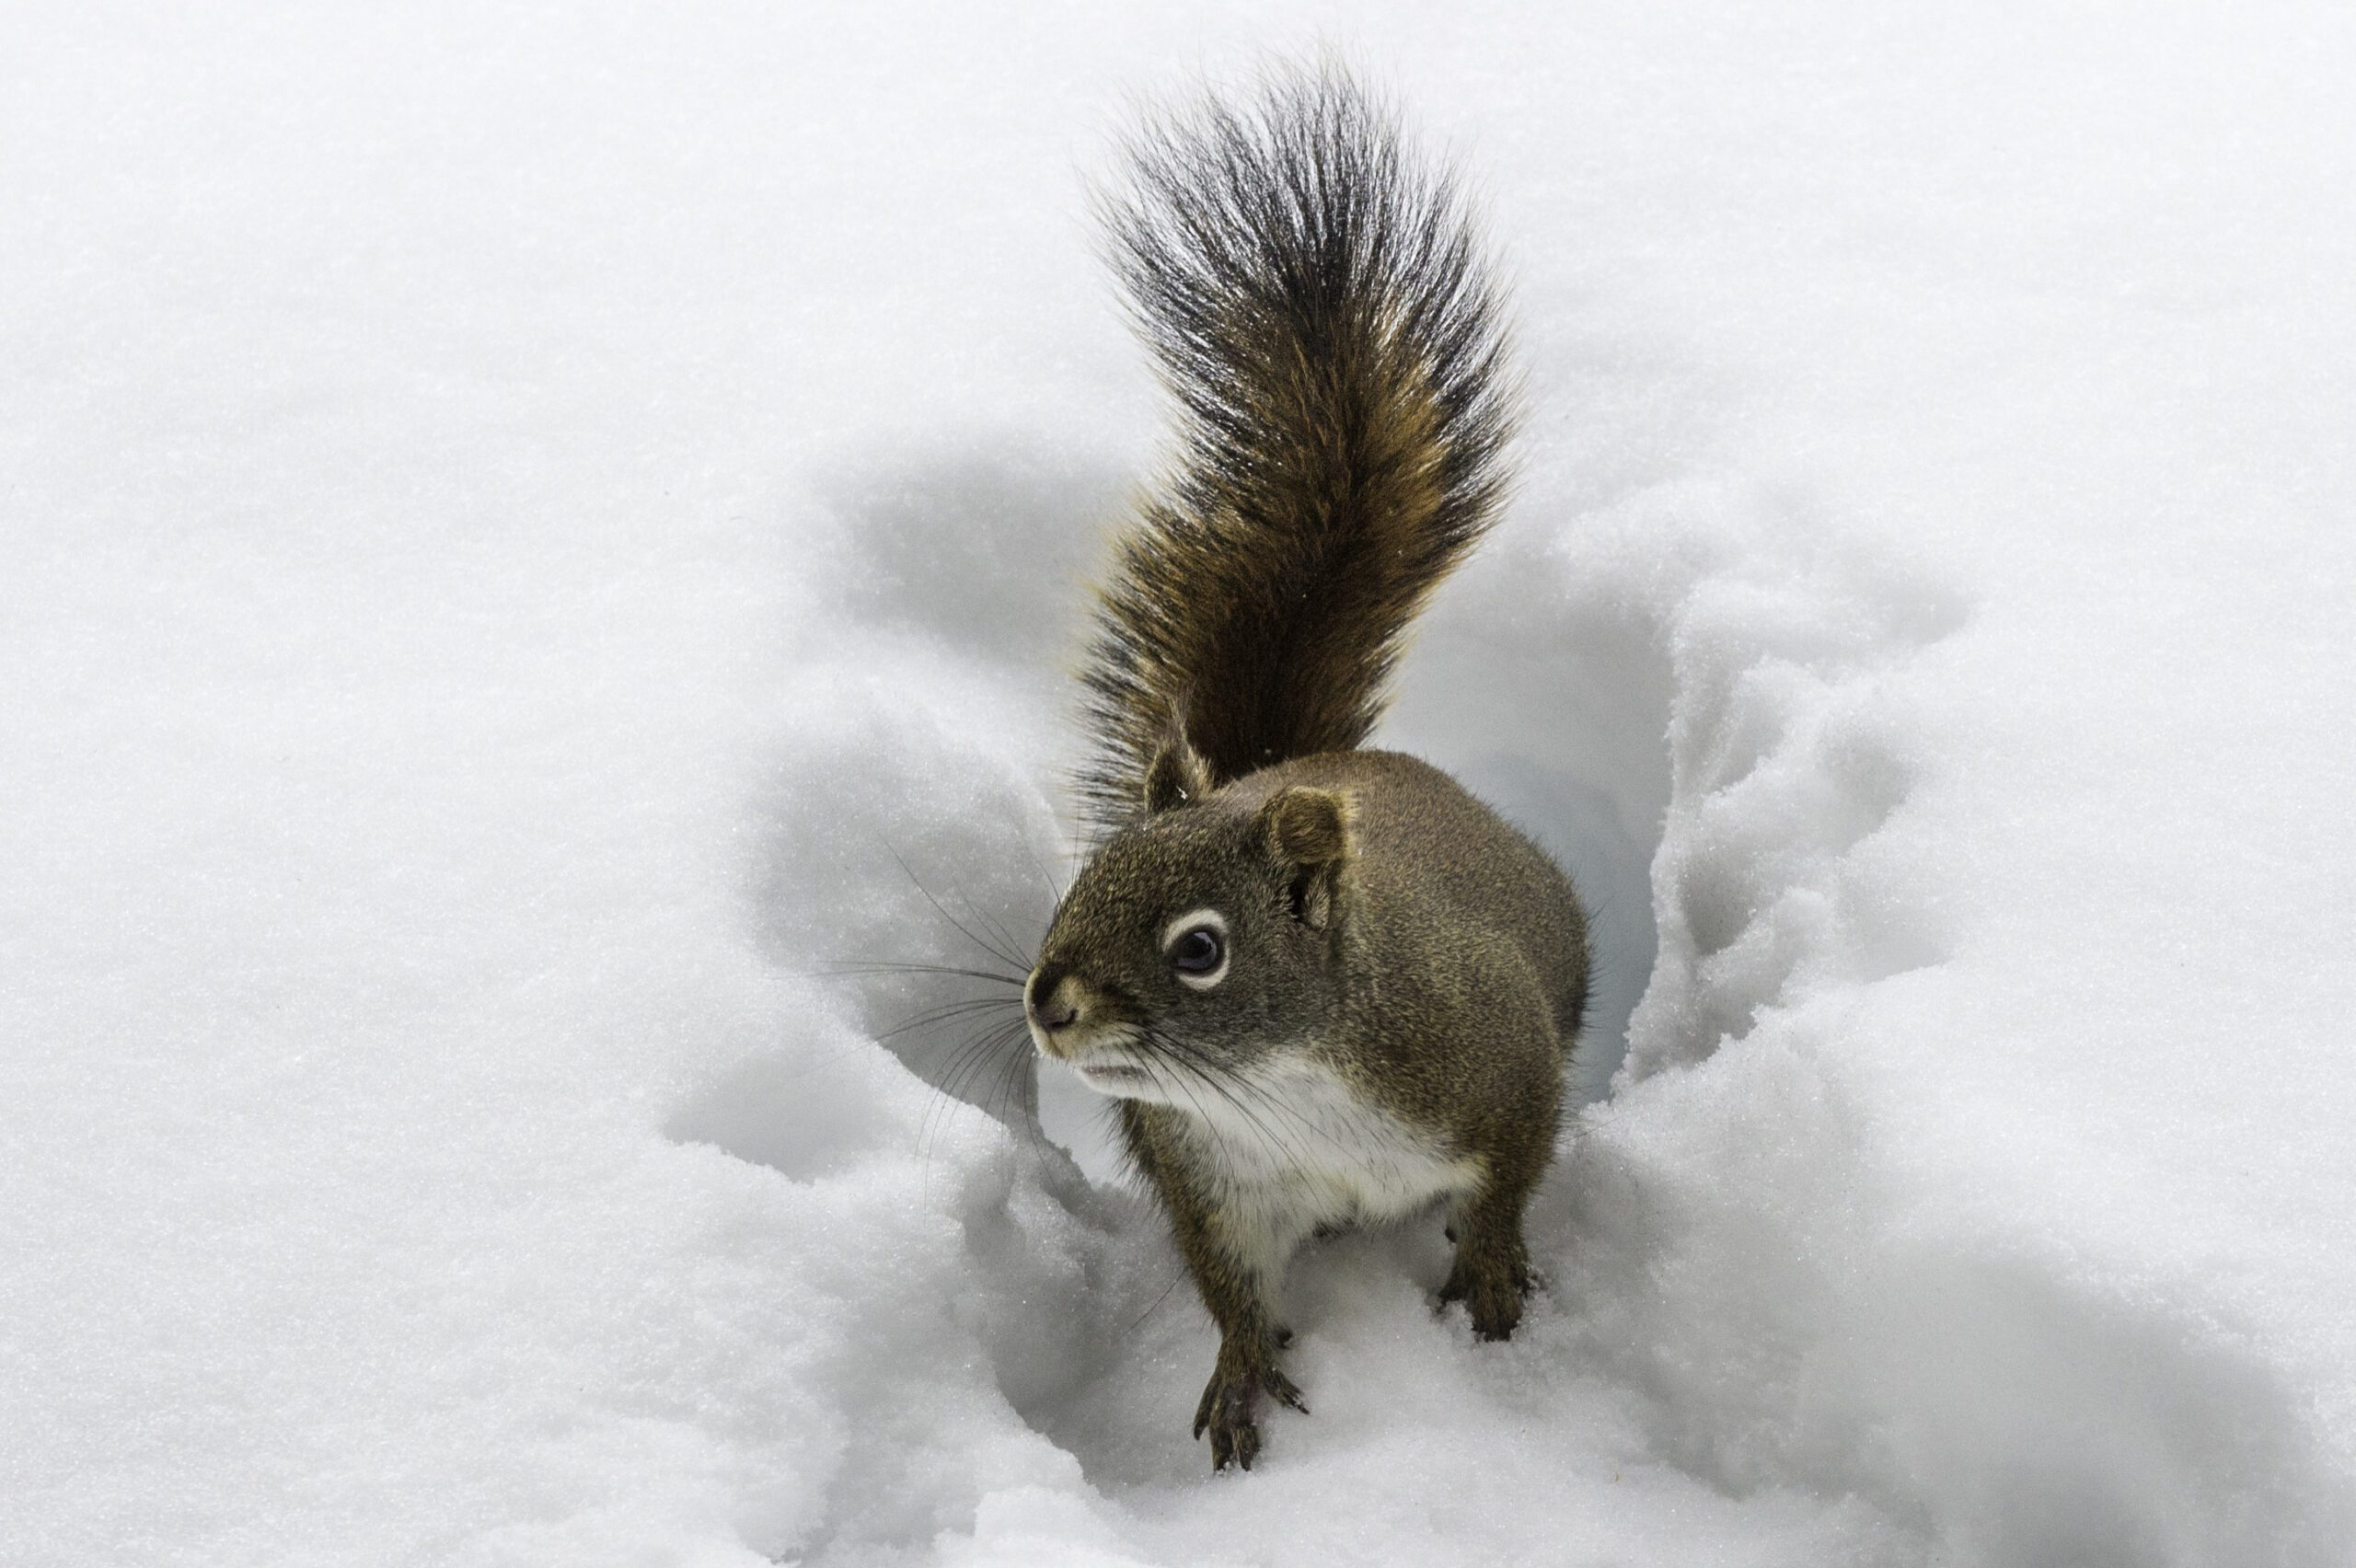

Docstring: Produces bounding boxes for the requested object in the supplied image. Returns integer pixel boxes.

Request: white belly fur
[1170,1055,1482,1290]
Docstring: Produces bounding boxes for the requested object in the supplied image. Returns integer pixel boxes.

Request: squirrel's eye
[1171,927,1223,975]
[1161,908,1230,989]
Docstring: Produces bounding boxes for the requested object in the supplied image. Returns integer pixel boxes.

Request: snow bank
[6,2,2353,1564]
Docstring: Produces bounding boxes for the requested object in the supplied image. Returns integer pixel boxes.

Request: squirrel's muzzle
[1026,964,1080,1037]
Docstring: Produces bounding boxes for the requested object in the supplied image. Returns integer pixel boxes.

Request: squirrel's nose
[1027,965,1079,1032]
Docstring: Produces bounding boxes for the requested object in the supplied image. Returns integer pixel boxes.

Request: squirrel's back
[1080,65,1516,832]
[1221,750,1587,1045]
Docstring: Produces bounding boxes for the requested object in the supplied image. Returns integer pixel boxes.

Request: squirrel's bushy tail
[1080,63,1517,832]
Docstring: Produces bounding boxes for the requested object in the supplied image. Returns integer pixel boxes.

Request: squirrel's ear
[1256,787,1353,930]
[1143,732,1216,816]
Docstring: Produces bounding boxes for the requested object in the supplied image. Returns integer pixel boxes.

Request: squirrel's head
[1027,743,1354,1101]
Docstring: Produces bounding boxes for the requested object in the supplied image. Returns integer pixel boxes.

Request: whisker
[1138,1052,1246,1188]
[1143,1025,1318,1172]
[919,1015,1018,1123]
[814,961,1026,987]
[921,1017,1034,1168]
[1022,837,1069,910]
[951,879,1038,977]
[982,1038,1049,1157]
[1127,1261,1189,1333]
[874,996,1025,1044]
[882,839,1034,974]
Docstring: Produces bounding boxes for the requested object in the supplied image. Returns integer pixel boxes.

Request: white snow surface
[7,3,2355,1564]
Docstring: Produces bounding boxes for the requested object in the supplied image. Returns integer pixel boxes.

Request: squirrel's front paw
[1439,1252,1533,1342]
[1192,1359,1307,1472]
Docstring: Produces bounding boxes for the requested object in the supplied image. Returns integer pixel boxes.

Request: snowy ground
[7,3,2355,1564]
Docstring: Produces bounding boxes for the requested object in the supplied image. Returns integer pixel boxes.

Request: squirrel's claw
[1195,1374,1259,1472]
[1195,1362,1308,1473]
[1215,1414,1259,1472]
[1439,1250,1536,1342]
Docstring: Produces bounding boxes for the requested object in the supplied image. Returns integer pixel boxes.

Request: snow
[6,2,2355,1564]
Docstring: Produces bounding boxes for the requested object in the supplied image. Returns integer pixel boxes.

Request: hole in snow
[712,428,1971,1202]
